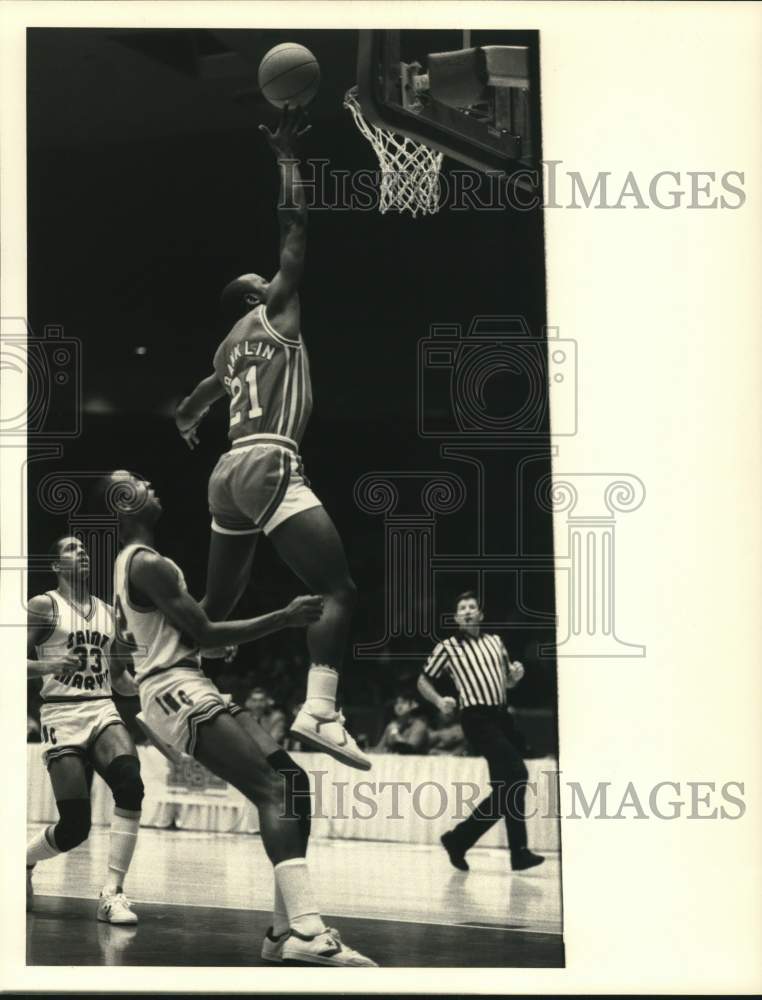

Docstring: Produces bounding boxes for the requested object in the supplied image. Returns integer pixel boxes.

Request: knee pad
[104,754,144,812]
[267,749,312,845]
[53,798,91,852]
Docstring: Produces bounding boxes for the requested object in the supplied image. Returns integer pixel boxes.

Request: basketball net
[344,87,443,217]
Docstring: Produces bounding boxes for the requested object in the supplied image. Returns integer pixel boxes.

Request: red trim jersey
[213,304,313,446]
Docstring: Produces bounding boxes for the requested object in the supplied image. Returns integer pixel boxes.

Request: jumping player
[26,536,144,924]
[103,469,376,965]
[174,106,369,771]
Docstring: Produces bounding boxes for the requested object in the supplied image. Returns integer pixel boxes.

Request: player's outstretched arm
[26,594,80,679]
[175,373,225,450]
[258,106,311,328]
[131,550,323,649]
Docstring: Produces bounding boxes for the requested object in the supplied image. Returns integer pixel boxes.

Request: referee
[417,591,544,872]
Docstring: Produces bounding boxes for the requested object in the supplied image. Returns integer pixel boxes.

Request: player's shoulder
[131,548,180,589]
[28,592,56,621]
[131,547,167,575]
[262,301,301,346]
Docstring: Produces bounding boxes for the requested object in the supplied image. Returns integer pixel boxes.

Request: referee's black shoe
[510,848,544,872]
[440,831,469,871]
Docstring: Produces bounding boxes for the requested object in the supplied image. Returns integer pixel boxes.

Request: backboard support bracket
[356,29,540,178]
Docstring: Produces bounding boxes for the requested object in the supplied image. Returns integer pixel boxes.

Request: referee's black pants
[450,705,529,855]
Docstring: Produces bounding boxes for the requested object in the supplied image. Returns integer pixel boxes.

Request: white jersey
[36,590,114,703]
[113,543,201,684]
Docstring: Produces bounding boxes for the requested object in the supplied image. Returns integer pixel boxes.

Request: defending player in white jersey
[174,106,369,771]
[101,469,376,965]
[26,536,144,925]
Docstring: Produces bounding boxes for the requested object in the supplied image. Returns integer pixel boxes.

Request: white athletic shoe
[261,926,288,962]
[282,927,377,967]
[290,707,371,771]
[97,891,139,925]
[26,866,34,912]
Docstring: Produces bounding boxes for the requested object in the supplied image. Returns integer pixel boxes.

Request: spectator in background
[27,681,42,742]
[372,691,429,755]
[282,698,305,752]
[428,706,468,757]
[27,714,41,743]
[243,686,287,746]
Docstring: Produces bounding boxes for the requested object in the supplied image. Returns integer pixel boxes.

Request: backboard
[355,29,541,176]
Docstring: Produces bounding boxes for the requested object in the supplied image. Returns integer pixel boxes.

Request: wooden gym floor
[26,824,564,968]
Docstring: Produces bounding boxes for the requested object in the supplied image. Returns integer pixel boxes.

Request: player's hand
[508,660,525,684]
[258,104,311,158]
[175,403,209,451]
[439,696,458,719]
[202,644,238,663]
[284,594,324,627]
[42,653,81,678]
[111,670,139,697]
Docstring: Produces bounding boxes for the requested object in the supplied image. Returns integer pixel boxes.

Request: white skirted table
[27,745,560,851]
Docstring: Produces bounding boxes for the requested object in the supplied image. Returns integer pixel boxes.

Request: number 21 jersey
[212,304,313,446]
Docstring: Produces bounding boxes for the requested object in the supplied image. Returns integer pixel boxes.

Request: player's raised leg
[90,722,144,924]
[26,754,91,912]
[195,710,376,966]
[203,529,259,621]
[268,505,369,770]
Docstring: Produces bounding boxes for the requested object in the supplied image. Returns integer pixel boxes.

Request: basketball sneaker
[282,927,377,966]
[26,866,34,912]
[290,707,371,771]
[97,890,139,925]
[261,926,289,962]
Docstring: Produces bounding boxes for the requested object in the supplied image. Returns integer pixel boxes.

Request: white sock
[273,857,326,937]
[304,665,338,716]
[272,879,289,936]
[102,808,140,894]
[26,826,61,867]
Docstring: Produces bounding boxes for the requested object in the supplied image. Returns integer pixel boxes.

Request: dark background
[26,28,557,752]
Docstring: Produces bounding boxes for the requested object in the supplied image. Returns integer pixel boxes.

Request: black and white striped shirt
[423,632,509,709]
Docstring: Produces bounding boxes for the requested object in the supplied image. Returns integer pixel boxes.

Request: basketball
[258,43,320,108]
